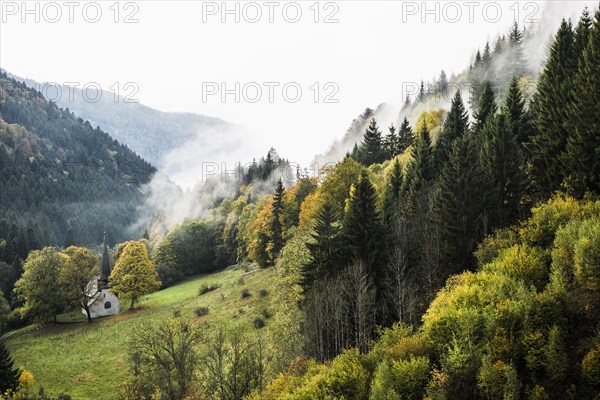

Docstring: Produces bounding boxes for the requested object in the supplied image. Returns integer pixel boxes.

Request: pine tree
[270,178,285,258]
[397,117,414,154]
[574,7,592,61]
[507,21,528,79]
[342,171,384,274]
[434,90,470,172]
[64,225,75,248]
[403,94,411,108]
[418,80,426,102]
[383,124,399,158]
[480,113,524,230]
[438,70,449,97]
[303,203,341,290]
[433,133,485,275]
[564,9,600,196]
[531,19,576,196]
[482,41,492,66]
[503,76,532,148]
[381,158,403,231]
[0,341,19,394]
[403,124,434,209]
[473,82,497,133]
[358,118,386,166]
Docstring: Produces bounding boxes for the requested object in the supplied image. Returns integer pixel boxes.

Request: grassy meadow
[5,265,280,399]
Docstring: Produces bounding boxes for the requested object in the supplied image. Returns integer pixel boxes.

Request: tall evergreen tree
[403,124,434,210]
[303,203,342,290]
[270,178,285,259]
[397,117,414,154]
[574,7,592,61]
[564,9,600,196]
[358,118,386,166]
[473,82,497,133]
[434,90,470,172]
[531,19,576,196]
[438,70,449,97]
[383,124,399,158]
[64,225,75,248]
[418,80,426,102]
[342,171,384,288]
[503,76,532,148]
[433,134,484,276]
[381,159,403,231]
[480,113,524,230]
[0,341,19,394]
[507,21,528,79]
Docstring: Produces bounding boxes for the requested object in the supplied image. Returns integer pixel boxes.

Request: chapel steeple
[100,232,111,284]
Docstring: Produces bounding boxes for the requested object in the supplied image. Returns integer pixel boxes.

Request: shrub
[260,308,271,319]
[484,244,548,290]
[527,385,549,400]
[253,317,265,329]
[582,345,600,386]
[573,218,600,291]
[173,309,181,318]
[195,307,209,317]
[198,284,221,296]
[391,356,430,399]
[241,288,251,299]
[259,289,269,297]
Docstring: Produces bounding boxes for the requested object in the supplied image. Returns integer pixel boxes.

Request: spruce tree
[381,158,403,231]
[270,178,285,258]
[358,118,386,166]
[403,124,434,209]
[303,203,341,290]
[564,9,600,196]
[438,70,449,97]
[574,7,592,61]
[342,171,384,285]
[507,21,528,79]
[403,94,411,109]
[473,82,497,133]
[0,341,19,393]
[397,117,414,154]
[418,80,426,103]
[434,90,470,172]
[434,133,485,275]
[480,113,524,230]
[531,19,576,196]
[503,76,532,148]
[383,124,399,158]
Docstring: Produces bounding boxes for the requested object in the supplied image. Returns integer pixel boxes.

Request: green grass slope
[5,265,279,399]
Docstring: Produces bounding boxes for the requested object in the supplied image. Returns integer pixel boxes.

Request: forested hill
[6,72,231,169]
[0,72,155,256]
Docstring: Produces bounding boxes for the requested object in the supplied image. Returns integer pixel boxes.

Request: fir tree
[397,117,414,154]
[358,118,386,166]
[270,178,285,258]
[434,90,470,172]
[403,124,434,208]
[473,82,497,133]
[482,41,492,65]
[503,76,532,148]
[342,171,385,299]
[574,7,593,60]
[531,19,576,196]
[303,203,341,290]
[381,158,403,231]
[480,113,524,230]
[434,133,485,275]
[507,21,528,79]
[0,341,19,394]
[403,94,411,109]
[383,124,399,158]
[64,225,75,248]
[564,9,600,196]
[438,70,449,97]
[418,80,426,102]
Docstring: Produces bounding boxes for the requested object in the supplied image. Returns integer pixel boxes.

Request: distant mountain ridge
[0,72,155,251]
[5,72,231,169]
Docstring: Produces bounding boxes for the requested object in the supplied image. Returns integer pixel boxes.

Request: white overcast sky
[0,0,591,169]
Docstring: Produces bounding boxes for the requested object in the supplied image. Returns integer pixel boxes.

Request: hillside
[0,72,155,249]
[5,265,280,400]
[6,73,231,169]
